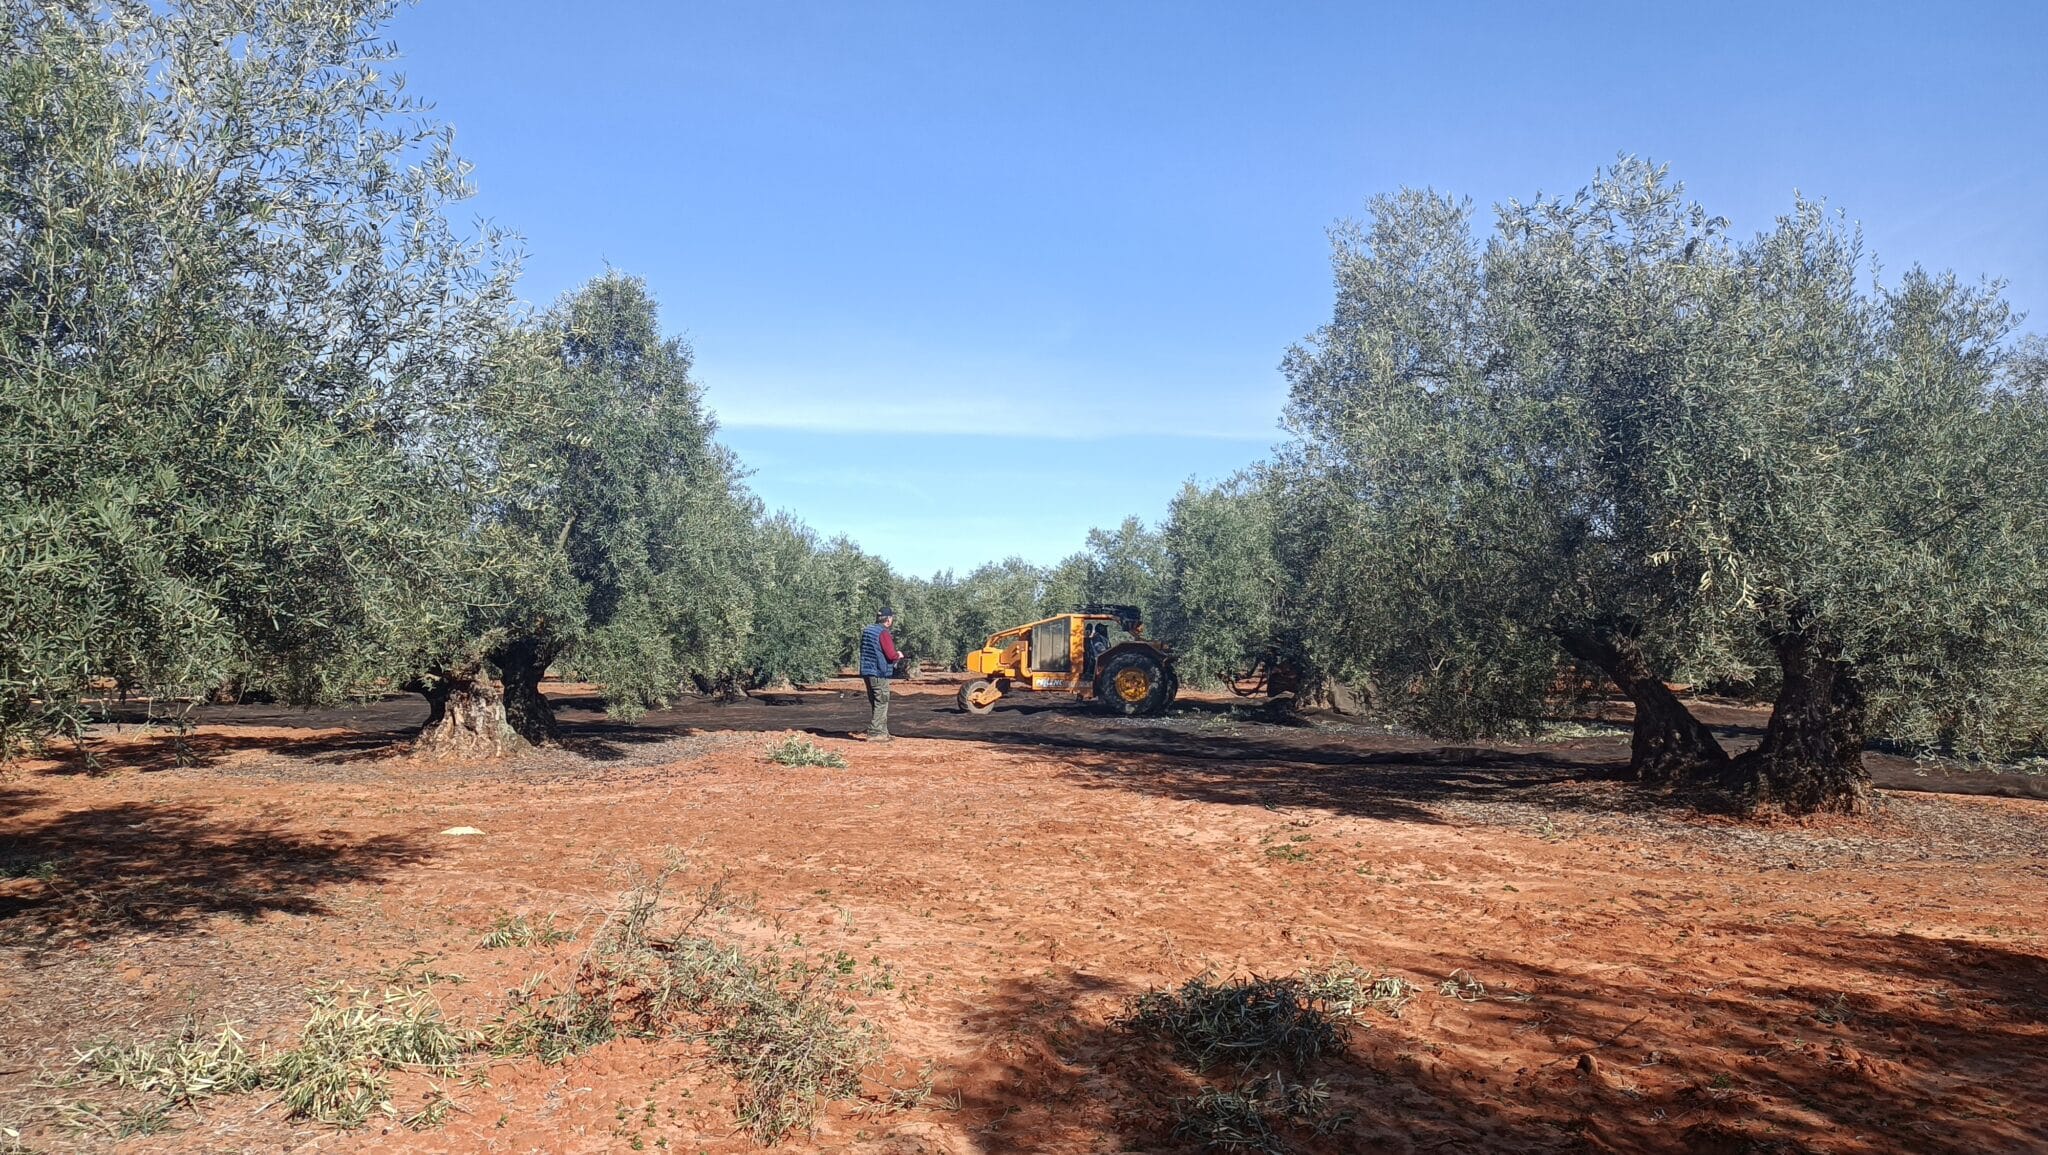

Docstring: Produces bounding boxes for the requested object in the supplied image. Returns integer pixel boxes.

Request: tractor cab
[957,604,1178,716]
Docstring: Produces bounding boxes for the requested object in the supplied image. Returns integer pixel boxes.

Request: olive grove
[7,3,2042,819]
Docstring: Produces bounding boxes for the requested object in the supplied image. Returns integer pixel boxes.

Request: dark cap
[877,607,896,619]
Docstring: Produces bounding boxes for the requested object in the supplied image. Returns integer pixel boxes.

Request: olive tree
[1282,159,2048,811]
[895,571,967,667]
[741,516,848,688]
[1084,517,1167,611]
[819,542,901,670]
[1668,213,2048,810]
[740,518,898,687]
[1153,477,1287,684]
[892,558,1047,669]
[1287,171,1735,769]
[1038,554,1092,621]
[895,521,1169,670]
[0,0,509,752]
[415,274,756,753]
[954,558,1046,657]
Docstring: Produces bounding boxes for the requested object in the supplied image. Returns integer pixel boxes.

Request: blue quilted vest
[858,623,895,677]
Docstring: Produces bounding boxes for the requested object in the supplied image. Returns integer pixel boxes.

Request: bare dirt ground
[2,677,2045,1154]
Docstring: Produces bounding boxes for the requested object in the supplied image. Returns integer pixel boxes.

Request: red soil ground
[2,677,2044,1154]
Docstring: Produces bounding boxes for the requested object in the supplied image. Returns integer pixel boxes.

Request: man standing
[858,608,903,742]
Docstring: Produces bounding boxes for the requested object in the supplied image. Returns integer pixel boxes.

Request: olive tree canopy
[1280,159,2048,813]
[1,0,511,752]
[415,273,758,753]
[1152,477,1287,686]
[741,517,897,689]
[1668,210,2048,809]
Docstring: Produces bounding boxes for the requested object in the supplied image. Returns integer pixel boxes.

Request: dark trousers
[863,675,891,736]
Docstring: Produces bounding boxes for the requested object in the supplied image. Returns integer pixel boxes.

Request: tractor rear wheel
[1096,651,1173,717]
[957,678,1001,715]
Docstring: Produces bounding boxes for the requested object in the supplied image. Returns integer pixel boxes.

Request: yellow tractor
[956,604,1179,717]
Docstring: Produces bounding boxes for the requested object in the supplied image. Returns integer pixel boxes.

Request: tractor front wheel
[1097,651,1173,717]
[957,678,1001,715]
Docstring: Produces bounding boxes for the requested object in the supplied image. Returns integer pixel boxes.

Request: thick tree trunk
[1322,679,1368,717]
[413,666,526,758]
[1282,671,1368,716]
[1556,626,1727,787]
[690,671,750,702]
[421,680,448,727]
[494,639,560,744]
[1712,627,1875,816]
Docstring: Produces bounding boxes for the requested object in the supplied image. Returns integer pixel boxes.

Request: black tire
[957,678,999,715]
[1096,650,1173,717]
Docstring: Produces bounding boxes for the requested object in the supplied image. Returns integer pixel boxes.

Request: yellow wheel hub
[1114,668,1152,702]
[970,684,1001,708]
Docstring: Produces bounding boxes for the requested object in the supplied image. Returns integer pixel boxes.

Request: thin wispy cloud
[703,375,1284,442]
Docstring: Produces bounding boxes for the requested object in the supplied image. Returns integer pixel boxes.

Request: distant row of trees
[7,3,2043,816]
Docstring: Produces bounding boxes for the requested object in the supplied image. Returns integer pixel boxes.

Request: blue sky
[389,0,2047,578]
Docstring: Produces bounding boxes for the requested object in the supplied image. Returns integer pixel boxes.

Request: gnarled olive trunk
[690,671,750,702]
[1556,625,1727,786]
[1281,670,1369,716]
[494,638,560,744]
[413,665,526,758]
[1712,626,1875,815]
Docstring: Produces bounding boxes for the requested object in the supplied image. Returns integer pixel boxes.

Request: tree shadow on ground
[641,686,1619,765]
[547,708,737,764]
[945,928,2048,1154]
[30,728,405,776]
[0,800,434,947]
[39,691,700,775]
[1044,745,1643,827]
[948,970,1585,1154]
[567,687,1646,826]
[0,783,52,819]
[578,687,2048,801]
[1446,930,2048,1154]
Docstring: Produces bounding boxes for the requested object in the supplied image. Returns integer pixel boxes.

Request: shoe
[866,733,894,743]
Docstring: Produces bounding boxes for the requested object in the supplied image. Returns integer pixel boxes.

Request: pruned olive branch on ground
[765,734,847,768]
[74,989,473,1131]
[1120,965,1412,1154]
[481,851,888,1144]
[477,911,576,950]
[43,852,902,1146]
